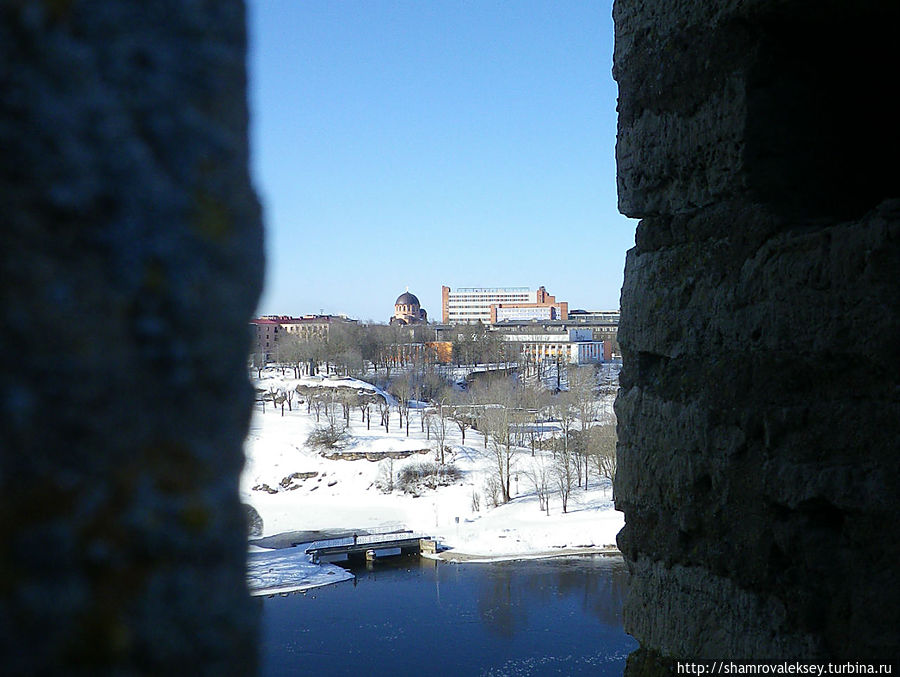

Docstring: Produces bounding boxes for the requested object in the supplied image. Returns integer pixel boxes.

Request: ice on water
[246,546,353,596]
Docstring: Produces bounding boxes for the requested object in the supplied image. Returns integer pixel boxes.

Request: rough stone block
[1,2,262,673]
[614,0,900,664]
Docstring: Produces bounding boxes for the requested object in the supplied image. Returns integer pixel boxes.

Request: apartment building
[249,314,356,362]
[441,285,568,324]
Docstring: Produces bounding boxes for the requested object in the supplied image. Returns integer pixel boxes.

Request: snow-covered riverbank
[242,371,623,592]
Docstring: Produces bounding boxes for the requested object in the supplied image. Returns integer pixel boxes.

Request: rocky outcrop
[322,448,432,462]
[251,471,320,493]
[613,0,899,664]
[1,2,262,674]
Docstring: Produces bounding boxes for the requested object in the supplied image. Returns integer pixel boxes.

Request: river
[259,553,637,676]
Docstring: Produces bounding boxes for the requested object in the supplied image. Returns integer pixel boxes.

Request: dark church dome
[395,291,420,307]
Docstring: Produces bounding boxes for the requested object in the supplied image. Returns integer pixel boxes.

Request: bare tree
[426,399,451,465]
[550,388,578,511]
[325,390,342,429]
[477,378,524,504]
[377,395,391,433]
[356,391,376,430]
[372,325,395,379]
[255,387,268,412]
[447,383,481,446]
[552,388,578,457]
[250,352,266,379]
[306,405,349,451]
[451,322,503,368]
[390,376,413,437]
[375,458,394,493]
[448,404,475,446]
[335,389,356,426]
[553,449,576,513]
[295,384,312,413]
[267,386,282,415]
[278,335,305,378]
[568,365,600,487]
[520,380,551,455]
[589,420,618,493]
[309,392,325,423]
[524,457,552,515]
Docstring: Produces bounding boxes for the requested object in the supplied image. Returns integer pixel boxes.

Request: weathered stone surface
[614,0,900,664]
[245,504,264,538]
[1,1,262,674]
[614,0,900,221]
[625,557,820,659]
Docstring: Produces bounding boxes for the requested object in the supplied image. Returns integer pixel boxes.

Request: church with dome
[390,289,427,325]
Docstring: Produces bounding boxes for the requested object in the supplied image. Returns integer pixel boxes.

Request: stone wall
[613,0,899,664]
[1,2,262,674]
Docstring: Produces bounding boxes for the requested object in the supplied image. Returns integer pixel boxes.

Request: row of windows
[449,297,530,303]
[256,326,326,333]
[449,291,531,297]
[453,287,530,293]
[449,293,530,297]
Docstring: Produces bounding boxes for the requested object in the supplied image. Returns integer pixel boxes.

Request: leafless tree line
[256,334,618,513]
[385,366,618,514]
[254,321,527,381]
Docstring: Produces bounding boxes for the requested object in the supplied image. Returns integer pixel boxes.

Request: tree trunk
[505,446,511,501]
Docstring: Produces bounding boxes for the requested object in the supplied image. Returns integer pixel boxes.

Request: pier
[305,531,434,564]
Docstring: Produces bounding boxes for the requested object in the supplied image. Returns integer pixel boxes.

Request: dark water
[260,554,637,676]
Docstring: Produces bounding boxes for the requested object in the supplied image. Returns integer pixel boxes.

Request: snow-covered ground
[243,369,623,593]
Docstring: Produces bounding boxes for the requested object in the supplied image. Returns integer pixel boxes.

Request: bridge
[305,531,434,564]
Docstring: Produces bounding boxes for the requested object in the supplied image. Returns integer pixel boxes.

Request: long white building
[441,285,567,324]
[500,328,605,365]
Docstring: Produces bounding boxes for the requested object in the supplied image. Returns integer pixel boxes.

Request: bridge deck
[305,532,431,563]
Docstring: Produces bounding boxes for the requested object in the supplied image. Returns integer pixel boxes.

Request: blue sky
[247,0,635,322]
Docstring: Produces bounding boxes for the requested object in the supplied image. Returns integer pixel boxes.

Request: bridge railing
[356,532,428,546]
[305,531,429,553]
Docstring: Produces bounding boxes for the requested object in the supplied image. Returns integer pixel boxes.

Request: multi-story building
[567,309,620,325]
[499,328,605,365]
[565,309,620,357]
[441,285,568,324]
[249,314,356,362]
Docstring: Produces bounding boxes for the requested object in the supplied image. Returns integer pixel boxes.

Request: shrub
[483,475,502,508]
[374,458,394,493]
[397,461,462,493]
[306,423,349,450]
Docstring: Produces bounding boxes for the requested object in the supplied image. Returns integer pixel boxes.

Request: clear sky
[247,0,636,323]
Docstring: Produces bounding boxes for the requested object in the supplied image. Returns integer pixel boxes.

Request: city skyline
[253,283,619,325]
[248,1,635,321]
